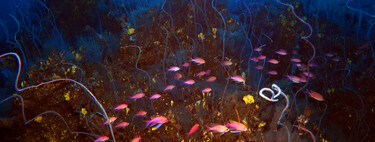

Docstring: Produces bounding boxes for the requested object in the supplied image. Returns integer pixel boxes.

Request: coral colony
[0,0,374,141]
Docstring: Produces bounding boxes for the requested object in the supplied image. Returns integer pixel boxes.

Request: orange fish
[187,124,199,138]
[168,66,180,72]
[255,65,263,70]
[222,60,232,66]
[268,59,279,64]
[113,104,128,111]
[275,49,287,55]
[130,92,145,100]
[174,73,182,80]
[182,62,190,67]
[257,55,266,60]
[205,124,230,135]
[306,90,324,101]
[226,120,248,133]
[291,58,301,63]
[196,71,206,77]
[145,116,168,128]
[254,47,262,52]
[230,75,245,83]
[150,94,161,100]
[267,70,278,75]
[135,110,147,117]
[115,122,129,128]
[103,117,117,125]
[163,85,175,92]
[131,136,141,142]
[94,136,109,142]
[184,79,195,85]
[191,57,205,65]
[202,88,212,93]
[206,76,216,82]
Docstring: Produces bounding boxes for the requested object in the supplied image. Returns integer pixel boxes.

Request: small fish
[168,66,180,72]
[257,55,266,60]
[130,92,145,100]
[174,73,182,80]
[182,62,190,67]
[202,87,212,93]
[325,53,334,57]
[302,72,315,78]
[286,75,301,83]
[163,85,175,92]
[206,76,216,82]
[115,122,129,128]
[226,120,248,133]
[150,94,161,100]
[275,49,287,55]
[205,124,230,135]
[131,136,141,142]
[187,124,199,138]
[250,57,259,62]
[254,47,262,52]
[103,117,117,125]
[230,75,245,83]
[291,58,301,63]
[332,57,340,62]
[222,60,233,66]
[306,90,324,101]
[135,110,147,117]
[268,59,279,64]
[145,116,168,128]
[255,65,263,70]
[94,136,109,142]
[113,104,128,111]
[196,71,206,77]
[191,57,205,65]
[267,70,278,75]
[184,79,195,85]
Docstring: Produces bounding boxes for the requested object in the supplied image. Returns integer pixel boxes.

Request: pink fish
[163,85,175,92]
[267,70,278,75]
[255,65,263,70]
[306,90,324,101]
[103,117,117,125]
[206,76,216,82]
[291,58,301,63]
[168,66,180,72]
[205,124,230,135]
[286,75,301,83]
[275,49,287,55]
[196,71,206,77]
[135,110,147,117]
[115,122,129,128]
[226,120,248,133]
[130,92,145,100]
[131,136,141,142]
[191,57,205,65]
[113,104,128,111]
[230,75,245,83]
[250,57,259,62]
[202,87,212,93]
[184,79,195,85]
[145,116,168,128]
[268,59,279,64]
[187,124,199,138]
[254,47,262,52]
[94,136,109,142]
[174,73,182,80]
[182,62,190,67]
[222,60,232,66]
[150,94,161,100]
[257,55,266,60]
[303,72,315,78]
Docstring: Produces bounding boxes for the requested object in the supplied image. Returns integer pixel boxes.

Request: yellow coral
[81,108,87,116]
[64,91,70,101]
[198,32,205,41]
[34,116,42,123]
[243,95,254,104]
[127,28,135,35]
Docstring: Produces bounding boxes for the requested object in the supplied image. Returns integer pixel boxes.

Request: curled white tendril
[259,84,283,102]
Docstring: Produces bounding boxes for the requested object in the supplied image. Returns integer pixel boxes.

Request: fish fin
[230,131,241,134]
[152,123,163,130]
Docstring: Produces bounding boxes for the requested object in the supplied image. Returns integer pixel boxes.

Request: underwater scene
[0,0,374,141]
